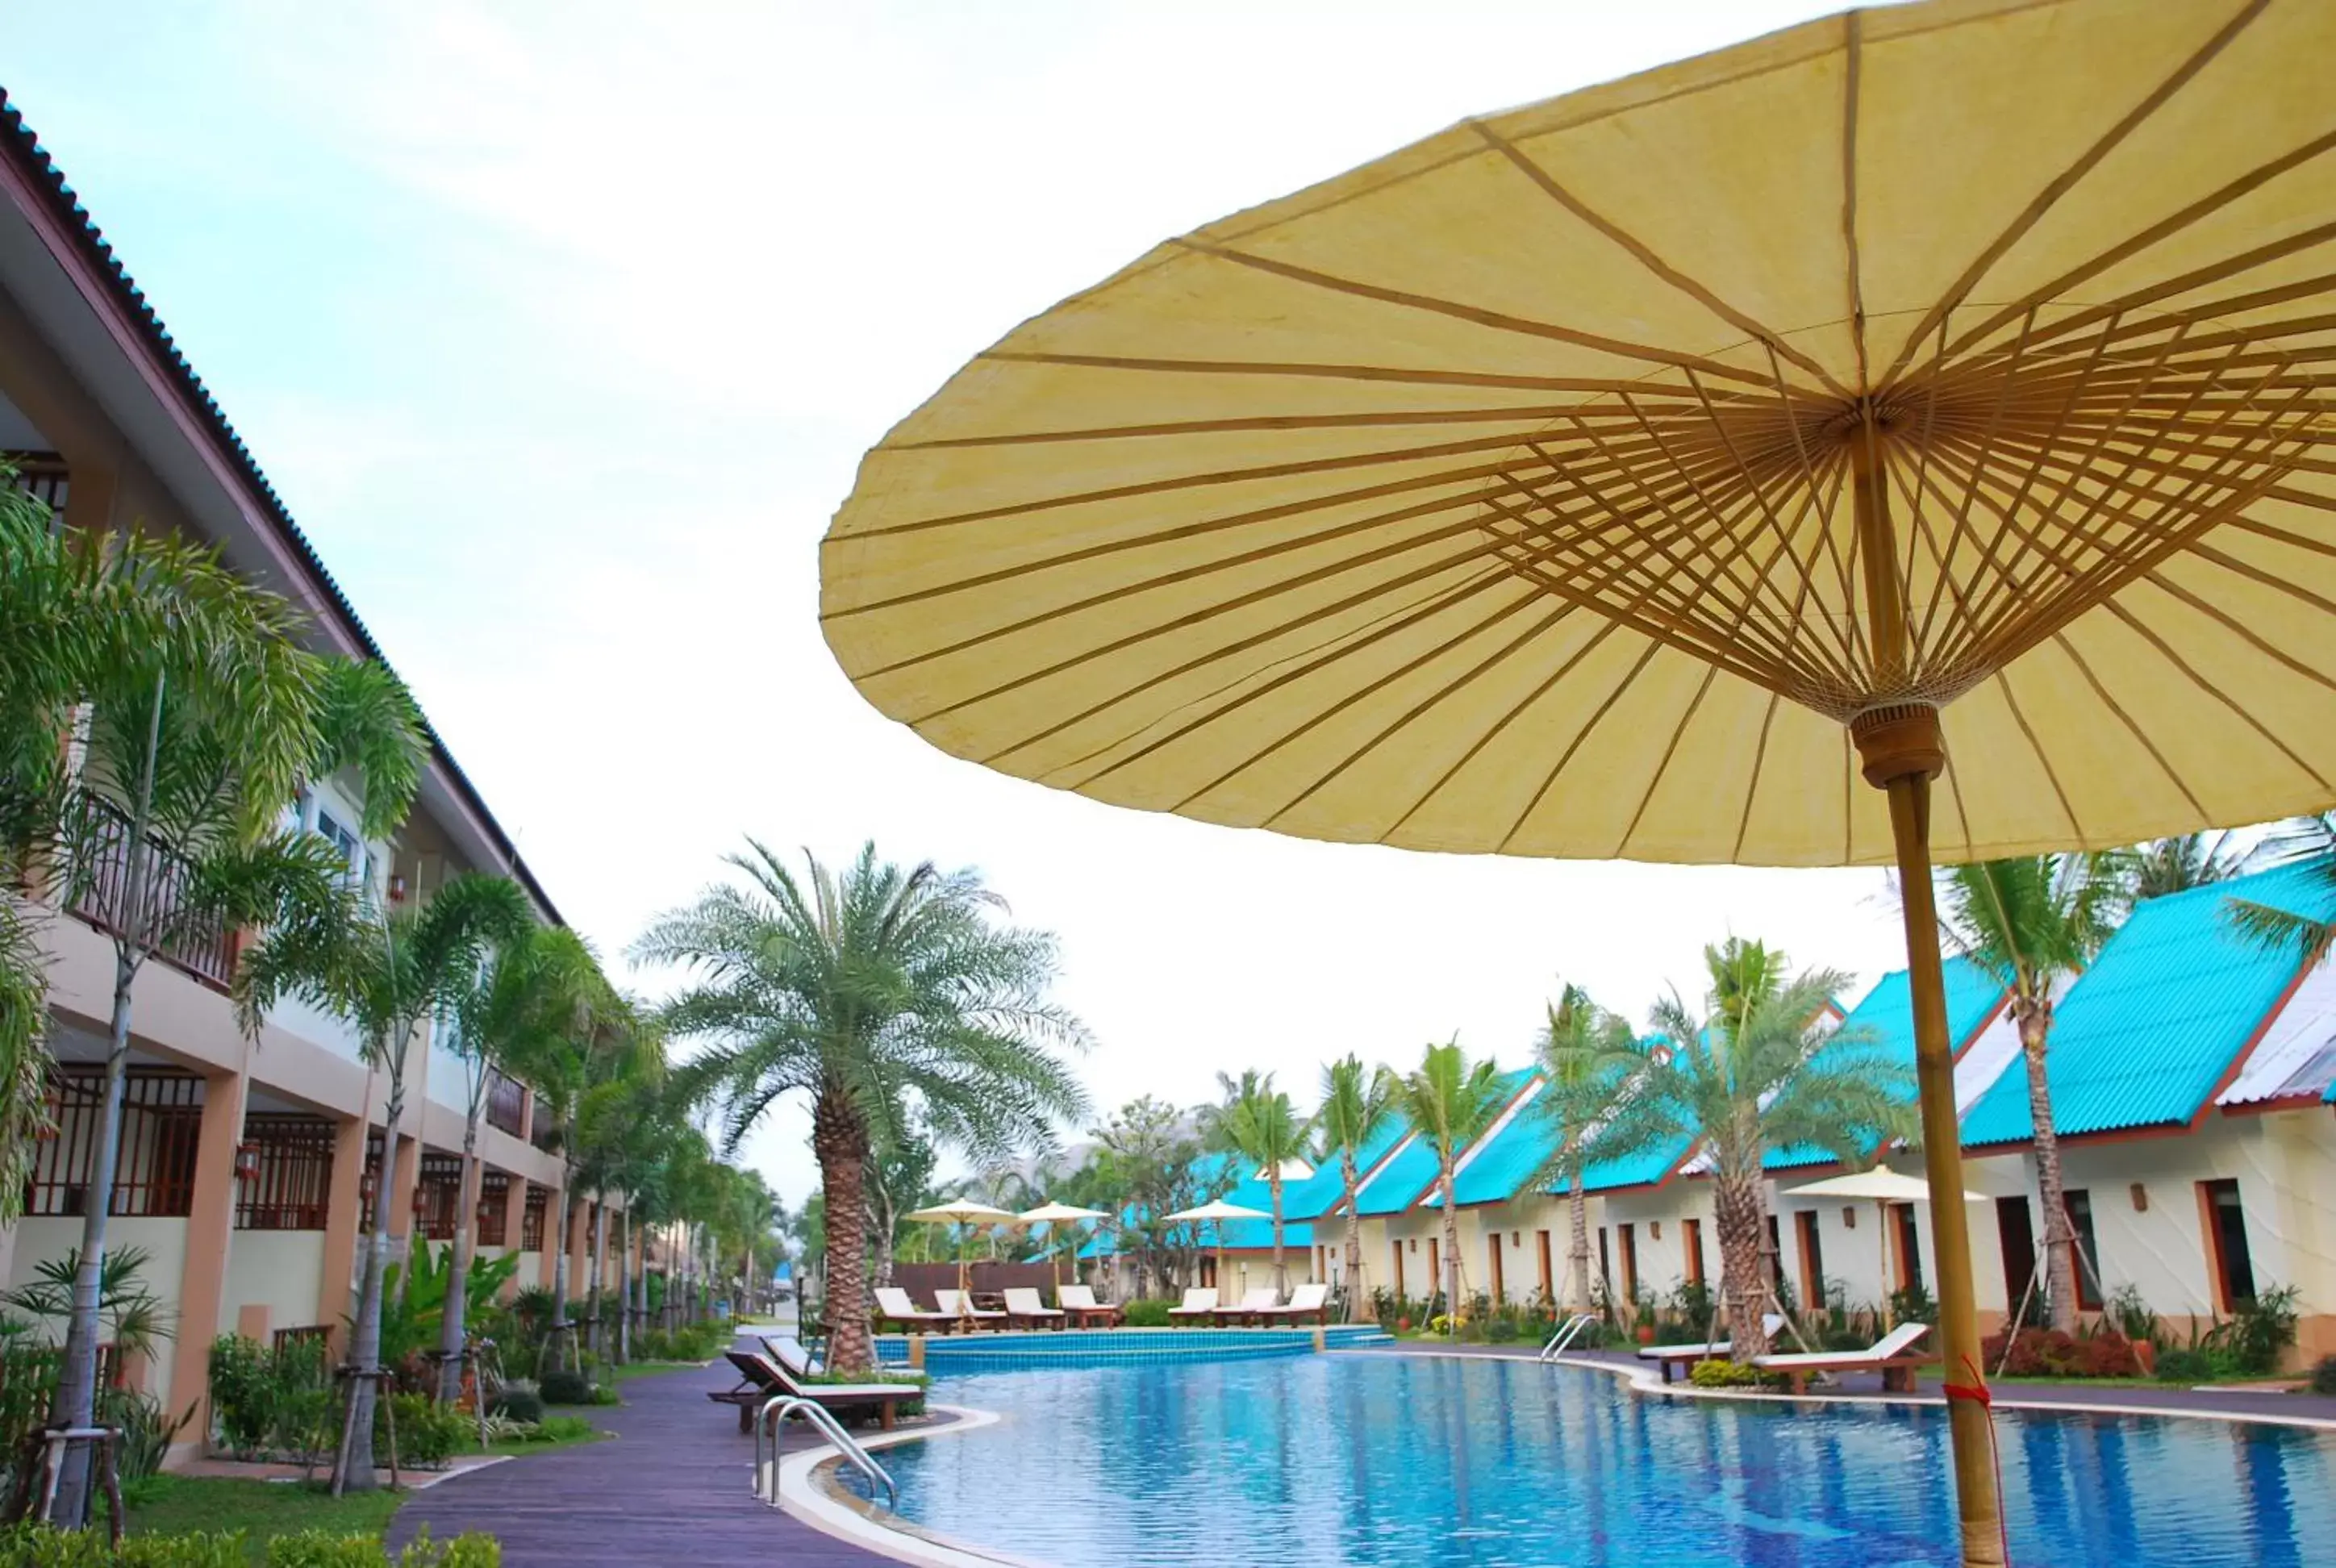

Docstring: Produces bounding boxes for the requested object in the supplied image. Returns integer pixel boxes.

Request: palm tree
[2134,831,2248,900]
[40,626,419,1525]
[1394,1040,1508,1322]
[235,870,532,1493]
[432,924,604,1399]
[636,840,1091,1374]
[2227,813,2336,965]
[571,1018,666,1356]
[1937,856,2131,1332]
[1577,963,1906,1360]
[1528,984,1637,1314]
[1208,1070,1306,1291]
[1312,1055,1398,1321]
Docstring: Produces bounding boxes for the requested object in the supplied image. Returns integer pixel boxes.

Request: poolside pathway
[386,1341,900,1566]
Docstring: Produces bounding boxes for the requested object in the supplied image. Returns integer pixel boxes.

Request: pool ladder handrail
[1539,1312,1600,1362]
[753,1395,899,1510]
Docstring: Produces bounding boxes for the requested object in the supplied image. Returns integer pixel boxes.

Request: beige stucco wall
[6,1215,190,1407]
[221,1230,329,1342]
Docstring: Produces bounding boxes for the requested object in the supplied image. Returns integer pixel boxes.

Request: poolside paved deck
[387,1342,902,1566]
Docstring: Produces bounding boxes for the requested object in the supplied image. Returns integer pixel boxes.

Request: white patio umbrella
[903,1200,1022,1318]
[1165,1199,1271,1299]
[1787,1166,1987,1328]
[1017,1201,1111,1290]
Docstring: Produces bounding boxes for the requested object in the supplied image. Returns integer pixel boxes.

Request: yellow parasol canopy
[822,3,2334,1561]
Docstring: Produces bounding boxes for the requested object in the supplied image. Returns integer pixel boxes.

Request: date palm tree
[1312,1054,1398,1321]
[432,923,603,1399]
[1937,856,2131,1332]
[235,870,532,1493]
[1395,1040,1508,1322]
[1527,983,1636,1314]
[1571,961,1906,1360]
[1208,1070,1306,1291]
[2227,813,2336,967]
[636,840,1091,1374]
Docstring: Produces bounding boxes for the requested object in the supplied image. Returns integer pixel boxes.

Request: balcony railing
[64,791,236,991]
[485,1070,527,1138]
[4,451,69,516]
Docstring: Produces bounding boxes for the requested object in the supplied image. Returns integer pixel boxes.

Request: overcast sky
[9,0,1918,1204]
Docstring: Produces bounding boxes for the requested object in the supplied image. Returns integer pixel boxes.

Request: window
[476,1172,511,1248]
[1997,1195,2036,1308]
[26,1068,202,1218]
[2063,1189,2103,1311]
[1535,1230,1554,1301]
[1765,1215,1785,1292]
[2200,1179,2257,1308]
[415,1153,464,1241]
[521,1183,549,1252]
[1425,1236,1441,1303]
[1795,1210,1826,1308]
[236,1115,335,1231]
[1682,1218,1705,1287]
[311,806,372,891]
[1616,1223,1639,1303]
[1890,1203,1924,1295]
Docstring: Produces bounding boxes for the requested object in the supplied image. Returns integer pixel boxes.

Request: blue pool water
[873,1352,2336,1566]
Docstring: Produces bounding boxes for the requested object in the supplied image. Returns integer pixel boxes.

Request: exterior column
[318,1115,369,1348]
[167,1066,251,1453]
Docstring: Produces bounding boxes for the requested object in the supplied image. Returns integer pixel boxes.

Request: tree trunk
[587,1198,609,1355]
[617,1207,632,1363]
[1439,1164,1461,1319]
[436,1107,484,1403]
[1340,1151,1364,1324]
[1566,1136,1594,1316]
[1713,1170,1771,1362]
[49,677,164,1528]
[2021,1005,2079,1334]
[546,1166,575,1372]
[1268,1168,1287,1293]
[336,1074,405,1492]
[813,1091,875,1372]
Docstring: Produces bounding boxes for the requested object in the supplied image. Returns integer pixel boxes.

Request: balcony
[485,1069,528,1138]
[64,792,236,992]
[4,450,69,515]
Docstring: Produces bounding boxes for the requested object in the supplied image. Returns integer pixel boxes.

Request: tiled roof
[1959,864,2334,1144]
[1766,957,2004,1170]
[0,91,560,923]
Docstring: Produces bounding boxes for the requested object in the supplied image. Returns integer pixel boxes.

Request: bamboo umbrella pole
[1853,419,2006,1568]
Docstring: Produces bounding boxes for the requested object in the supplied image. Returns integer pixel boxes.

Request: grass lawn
[609,1358,707,1383]
[119,1474,403,1561]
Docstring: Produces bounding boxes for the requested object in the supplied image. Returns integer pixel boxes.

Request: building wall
[222,1231,329,1341]
[6,1215,190,1407]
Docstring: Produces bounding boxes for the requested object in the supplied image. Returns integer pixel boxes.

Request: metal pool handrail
[1539,1312,1600,1362]
[753,1395,899,1509]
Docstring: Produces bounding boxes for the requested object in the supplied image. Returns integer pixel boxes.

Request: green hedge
[0,1526,496,1566]
[1120,1300,1171,1328]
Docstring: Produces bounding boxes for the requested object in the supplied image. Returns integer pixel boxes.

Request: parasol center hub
[1851,702,1945,788]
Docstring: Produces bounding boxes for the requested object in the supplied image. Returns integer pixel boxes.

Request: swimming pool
[870,1352,2336,1566]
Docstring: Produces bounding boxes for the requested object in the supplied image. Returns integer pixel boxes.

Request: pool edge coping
[772,1346,2336,1568]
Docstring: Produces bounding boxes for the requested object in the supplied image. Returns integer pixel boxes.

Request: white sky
[9,0,1917,1204]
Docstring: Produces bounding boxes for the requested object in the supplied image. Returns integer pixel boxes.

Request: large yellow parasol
[821,2,2335,1561]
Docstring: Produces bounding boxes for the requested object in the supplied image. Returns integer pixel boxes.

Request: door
[1487,1232,1505,1302]
[1997,1195,2036,1309]
[1426,1236,1441,1304]
[1536,1230,1554,1301]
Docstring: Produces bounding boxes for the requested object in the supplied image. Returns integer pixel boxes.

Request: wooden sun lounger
[1057,1285,1124,1328]
[932,1289,1010,1330]
[1255,1282,1332,1326]
[1752,1323,1935,1394]
[711,1349,920,1432]
[1002,1287,1067,1329]
[872,1287,957,1334]
[1212,1287,1283,1326]
[1637,1314,1787,1382]
[1166,1287,1218,1324]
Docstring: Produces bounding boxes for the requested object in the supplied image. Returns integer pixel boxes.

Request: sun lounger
[1002,1287,1067,1329]
[761,1334,823,1376]
[1166,1287,1219,1324]
[932,1288,1009,1329]
[873,1286,956,1334]
[1636,1314,1787,1382]
[1057,1285,1124,1328]
[1255,1282,1332,1326]
[710,1349,922,1432]
[1213,1287,1283,1326]
[1752,1322,1935,1393]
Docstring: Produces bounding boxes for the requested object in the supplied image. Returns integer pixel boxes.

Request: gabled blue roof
[1552,1132,1697,1195]
[1281,1117,1408,1220]
[1960,863,2334,1145]
[1447,1092,1560,1205]
[1766,956,2003,1170]
[1354,1133,1439,1216]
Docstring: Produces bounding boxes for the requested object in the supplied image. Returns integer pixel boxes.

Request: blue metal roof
[1552,1132,1698,1195]
[1959,863,2334,1145]
[1366,1070,1534,1214]
[1447,1092,1561,1205]
[1766,957,2003,1170]
[1281,1118,1408,1220]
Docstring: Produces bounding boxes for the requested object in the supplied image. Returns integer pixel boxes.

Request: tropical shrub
[486,1383,544,1424]
[375,1393,468,1469]
[2226,1285,2301,1375]
[2106,1283,2159,1347]
[1982,1327,2141,1378]
[2308,1354,2336,1396]
[2155,1346,2217,1384]
[0,1528,498,1566]
[100,1387,194,1483]
[797,1367,928,1422]
[1689,1358,1781,1390]
[1484,1316,1519,1344]
[528,1416,597,1444]
[538,1369,595,1406]
[1121,1300,1171,1329]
